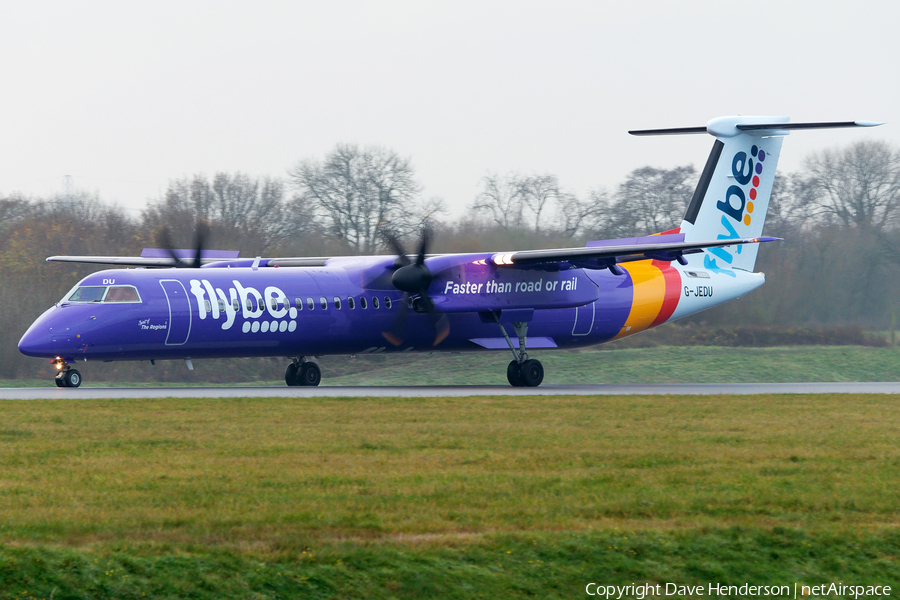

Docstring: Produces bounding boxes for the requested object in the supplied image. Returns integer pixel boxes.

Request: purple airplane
[18,117,880,388]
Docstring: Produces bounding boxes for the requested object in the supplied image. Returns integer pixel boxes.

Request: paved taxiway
[3,382,900,400]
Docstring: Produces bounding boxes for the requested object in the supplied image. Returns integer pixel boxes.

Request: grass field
[5,344,900,388]
[323,345,900,386]
[1,393,899,598]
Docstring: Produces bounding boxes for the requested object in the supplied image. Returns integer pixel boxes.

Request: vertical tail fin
[630,116,882,273]
[679,116,786,273]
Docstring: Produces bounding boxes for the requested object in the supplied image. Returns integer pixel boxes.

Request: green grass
[323,345,900,386]
[1,529,897,599]
[6,345,900,388]
[0,394,899,597]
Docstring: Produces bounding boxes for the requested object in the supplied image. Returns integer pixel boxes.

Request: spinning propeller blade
[154,222,209,268]
[379,224,449,346]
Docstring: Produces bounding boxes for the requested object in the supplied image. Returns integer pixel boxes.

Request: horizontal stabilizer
[628,126,708,136]
[736,120,884,131]
[630,120,883,137]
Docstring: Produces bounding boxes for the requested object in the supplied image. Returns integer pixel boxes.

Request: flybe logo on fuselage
[705,144,768,273]
[188,279,298,334]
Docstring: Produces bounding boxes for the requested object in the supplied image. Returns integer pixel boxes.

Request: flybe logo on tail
[705,144,768,274]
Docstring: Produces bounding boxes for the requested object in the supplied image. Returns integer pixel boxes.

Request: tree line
[2,140,899,379]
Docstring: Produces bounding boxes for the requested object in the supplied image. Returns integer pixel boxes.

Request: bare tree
[470,173,527,230]
[143,173,294,254]
[519,174,562,232]
[799,140,900,232]
[560,188,609,239]
[288,144,428,254]
[606,165,696,237]
[0,196,36,247]
[472,172,571,233]
[211,173,293,247]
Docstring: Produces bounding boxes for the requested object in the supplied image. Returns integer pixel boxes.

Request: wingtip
[855,121,885,127]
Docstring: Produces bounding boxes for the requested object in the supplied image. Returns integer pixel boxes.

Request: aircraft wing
[489,236,781,271]
[45,255,226,267]
[45,255,332,268]
[45,237,780,272]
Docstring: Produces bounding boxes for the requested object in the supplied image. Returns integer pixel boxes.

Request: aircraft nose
[18,322,53,357]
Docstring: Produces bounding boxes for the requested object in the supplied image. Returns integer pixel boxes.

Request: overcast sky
[1,0,897,218]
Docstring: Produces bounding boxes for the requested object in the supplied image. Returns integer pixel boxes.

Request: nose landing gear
[53,358,82,388]
[285,358,321,387]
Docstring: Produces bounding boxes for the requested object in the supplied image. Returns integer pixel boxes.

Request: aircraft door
[159,279,191,345]
[572,302,595,336]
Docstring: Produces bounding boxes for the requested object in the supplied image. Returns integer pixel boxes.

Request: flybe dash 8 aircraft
[18,116,880,388]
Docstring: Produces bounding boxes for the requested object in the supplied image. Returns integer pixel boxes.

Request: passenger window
[385,296,392,309]
[218,299,226,312]
[360,297,367,309]
[334,297,341,310]
[295,297,302,310]
[233,298,240,311]
[373,296,380,309]
[270,298,278,310]
[204,300,212,312]
[104,286,140,302]
[246,298,253,311]
[307,298,314,310]
[348,297,355,310]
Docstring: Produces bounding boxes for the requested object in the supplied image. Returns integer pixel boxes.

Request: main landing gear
[507,358,544,387]
[53,358,82,388]
[494,316,544,387]
[285,358,321,387]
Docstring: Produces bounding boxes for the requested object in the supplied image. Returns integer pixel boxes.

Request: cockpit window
[66,286,107,302]
[104,286,141,302]
[63,285,142,303]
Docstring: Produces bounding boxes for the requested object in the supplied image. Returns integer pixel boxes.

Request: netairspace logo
[585,582,892,599]
[189,279,298,334]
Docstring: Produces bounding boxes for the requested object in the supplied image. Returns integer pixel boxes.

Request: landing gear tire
[285,363,300,387]
[507,360,525,387]
[62,369,82,388]
[520,359,543,387]
[299,362,321,387]
[54,374,66,387]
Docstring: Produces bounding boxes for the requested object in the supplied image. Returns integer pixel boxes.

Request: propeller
[155,222,209,268]
[380,225,449,347]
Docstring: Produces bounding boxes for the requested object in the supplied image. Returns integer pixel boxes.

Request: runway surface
[3,382,900,399]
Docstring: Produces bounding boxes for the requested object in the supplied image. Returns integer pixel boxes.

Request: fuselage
[18,252,763,364]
